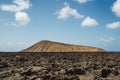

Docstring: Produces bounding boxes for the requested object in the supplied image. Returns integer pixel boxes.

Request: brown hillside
[22,40,105,52]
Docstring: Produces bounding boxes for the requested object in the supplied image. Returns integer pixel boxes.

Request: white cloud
[74,0,90,3]
[81,16,98,27]
[99,37,115,43]
[112,0,120,17]
[0,0,31,26]
[15,12,30,25]
[106,21,120,29]
[1,0,31,12]
[56,2,84,19]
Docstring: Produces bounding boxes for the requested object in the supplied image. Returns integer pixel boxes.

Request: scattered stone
[107,61,117,68]
[66,68,86,75]
[21,68,38,76]
[101,69,111,78]
[112,69,119,76]
[0,52,120,80]
[15,55,28,62]
[0,72,12,78]
[0,62,9,69]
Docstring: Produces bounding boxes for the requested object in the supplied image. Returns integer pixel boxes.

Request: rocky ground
[0,52,120,80]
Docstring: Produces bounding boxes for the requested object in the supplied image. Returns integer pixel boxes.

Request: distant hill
[22,40,105,52]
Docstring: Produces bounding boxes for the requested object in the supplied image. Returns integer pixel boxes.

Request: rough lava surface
[0,52,120,80]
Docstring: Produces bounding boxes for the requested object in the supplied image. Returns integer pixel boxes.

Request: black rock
[101,69,111,78]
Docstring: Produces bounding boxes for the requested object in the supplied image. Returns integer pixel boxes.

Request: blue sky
[0,0,120,51]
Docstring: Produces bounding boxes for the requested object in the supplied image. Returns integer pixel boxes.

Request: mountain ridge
[22,40,105,52]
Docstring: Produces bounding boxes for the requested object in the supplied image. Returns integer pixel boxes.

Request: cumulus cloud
[106,21,120,29]
[0,0,31,26]
[15,12,30,25]
[56,2,84,19]
[81,16,98,27]
[74,0,90,3]
[1,0,31,12]
[112,0,120,17]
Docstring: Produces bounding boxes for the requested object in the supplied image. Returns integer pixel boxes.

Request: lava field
[0,52,120,80]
